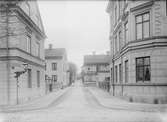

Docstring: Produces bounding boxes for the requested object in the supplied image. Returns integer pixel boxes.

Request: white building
[82,54,110,89]
[45,45,69,92]
[0,0,46,105]
[107,0,167,104]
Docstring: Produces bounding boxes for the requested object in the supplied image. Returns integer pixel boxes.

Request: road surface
[0,81,165,122]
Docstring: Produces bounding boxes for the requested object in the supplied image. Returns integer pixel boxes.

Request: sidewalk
[0,87,71,113]
[87,87,167,112]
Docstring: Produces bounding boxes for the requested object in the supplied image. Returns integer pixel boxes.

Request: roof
[45,48,66,58]
[84,55,111,65]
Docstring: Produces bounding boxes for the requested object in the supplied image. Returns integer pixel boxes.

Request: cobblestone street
[0,81,166,122]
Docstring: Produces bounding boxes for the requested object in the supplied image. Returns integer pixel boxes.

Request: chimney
[49,44,53,49]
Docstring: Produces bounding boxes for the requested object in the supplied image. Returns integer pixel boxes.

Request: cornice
[130,1,154,12]
[0,47,45,62]
[14,6,46,39]
[112,36,167,61]
[0,56,45,68]
[112,83,167,86]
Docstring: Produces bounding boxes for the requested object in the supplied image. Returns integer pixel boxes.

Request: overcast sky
[38,1,110,71]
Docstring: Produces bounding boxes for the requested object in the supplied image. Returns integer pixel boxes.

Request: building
[82,53,110,90]
[0,0,46,105]
[106,0,167,104]
[45,45,69,92]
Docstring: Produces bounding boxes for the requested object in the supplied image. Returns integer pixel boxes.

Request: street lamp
[14,63,29,104]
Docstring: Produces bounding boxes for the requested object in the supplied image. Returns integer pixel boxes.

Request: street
[0,81,166,122]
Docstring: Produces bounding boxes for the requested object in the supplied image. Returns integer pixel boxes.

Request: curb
[87,88,167,113]
[0,87,71,113]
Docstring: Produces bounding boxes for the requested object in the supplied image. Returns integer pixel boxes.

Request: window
[125,60,128,83]
[135,12,150,39]
[37,71,40,87]
[26,35,31,53]
[45,75,48,80]
[52,63,57,71]
[111,68,113,83]
[115,65,118,83]
[36,42,40,57]
[119,63,122,83]
[52,75,57,82]
[115,35,117,53]
[118,0,121,18]
[136,57,151,82]
[166,0,167,16]
[45,63,47,71]
[27,69,32,88]
[119,31,122,50]
[124,21,128,44]
[115,5,117,24]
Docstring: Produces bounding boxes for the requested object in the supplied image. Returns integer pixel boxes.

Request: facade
[82,54,110,89]
[45,45,69,92]
[0,0,46,105]
[107,0,167,104]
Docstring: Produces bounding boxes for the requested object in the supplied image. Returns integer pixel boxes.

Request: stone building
[82,54,110,89]
[106,0,167,104]
[0,0,46,105]
[45,45,69,92]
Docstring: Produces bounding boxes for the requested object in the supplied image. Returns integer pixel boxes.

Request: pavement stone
[0,87,70,113]
[87,87,167,112]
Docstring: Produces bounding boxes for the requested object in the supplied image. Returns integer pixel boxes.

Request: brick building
[107,0,167,104]
[0,0,46,105]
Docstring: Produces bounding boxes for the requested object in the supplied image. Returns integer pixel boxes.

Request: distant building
[0,0,46,105]
[45,45,69,92]
[82,53,110,89]
[107,0,167,103]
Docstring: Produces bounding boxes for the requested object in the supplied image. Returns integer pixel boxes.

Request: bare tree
[68,62,77,85]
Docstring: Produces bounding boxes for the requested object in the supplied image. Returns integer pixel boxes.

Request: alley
[1,81,164,122]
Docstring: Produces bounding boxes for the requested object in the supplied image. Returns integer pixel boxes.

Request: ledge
[111,83,167,86]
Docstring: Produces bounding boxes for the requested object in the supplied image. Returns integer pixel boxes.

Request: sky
[38,1,110,72]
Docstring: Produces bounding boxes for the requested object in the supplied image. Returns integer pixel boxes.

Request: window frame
[124,21,128,44]
[166,0,167,16]
[135,12,150,40]
[115,5,117,25]
[118,30,122,51]
[26,34,31,53]
[119,63,122,83]
[115,65,118,83]
[125,60,128,83]
[37,70,40,87]
[36,41,40,57]
[52,75,57,82]
[110,68,113,83]
[27,69,32,88]
[52,63,57,71]
[115,35,117,53]
[136,56,151,82]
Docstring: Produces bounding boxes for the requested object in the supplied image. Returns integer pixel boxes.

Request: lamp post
[14,63,28,104]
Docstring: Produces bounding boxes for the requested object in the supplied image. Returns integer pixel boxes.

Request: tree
[68,62,77,85]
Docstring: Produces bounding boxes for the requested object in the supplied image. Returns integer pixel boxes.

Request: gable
[18,0,45,33]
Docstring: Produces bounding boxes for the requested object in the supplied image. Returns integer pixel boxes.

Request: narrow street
[1,81,165,122]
